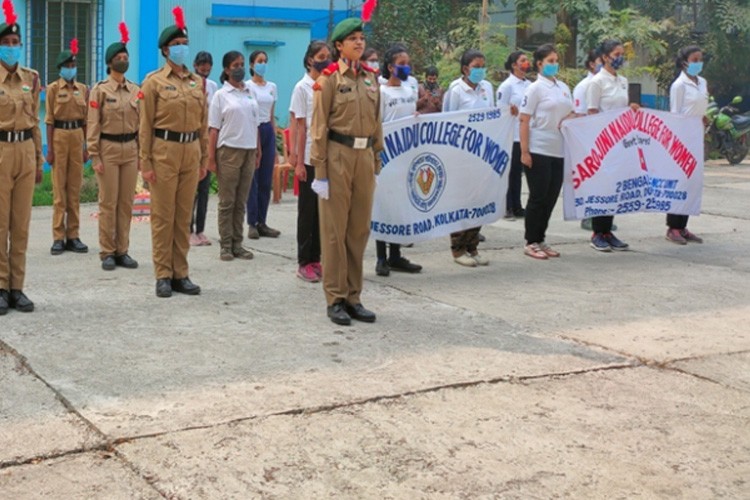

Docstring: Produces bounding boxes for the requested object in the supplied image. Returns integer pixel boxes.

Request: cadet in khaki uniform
[310,18,383,326]
[0,3,44,314]
[46,38,89,255]
[139,6,208,298]
[87,23,140,271]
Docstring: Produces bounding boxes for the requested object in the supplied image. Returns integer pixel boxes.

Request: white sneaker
[454,253,477,267]
[472,253,489,266]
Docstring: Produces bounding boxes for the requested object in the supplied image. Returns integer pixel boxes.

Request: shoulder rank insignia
[322,62,339,76]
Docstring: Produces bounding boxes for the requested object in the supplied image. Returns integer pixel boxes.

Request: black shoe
[257,223,280,238]
[375,259,390,277]
[156,278,172,298]
[388,256,422,273]
[9,289,34,312]
[50,240,65,255]
[344,302,376,323]
[115,254,139,269]
[171,277,201,295]
[513,208,526,218]
[478,233,486,243]
[0,289,8,315]
[327,301,351,326]
[101,255,116,271]
[65,238,89,253]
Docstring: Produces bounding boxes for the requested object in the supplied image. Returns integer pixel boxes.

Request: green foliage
[33,163,99,207]
[578,8,666,60]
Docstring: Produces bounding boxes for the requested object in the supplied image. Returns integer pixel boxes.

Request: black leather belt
[329,130,374,150]
[0,129,33,143]
[54,120,84,130]
[154,128,199,143]
[101,132,138,143]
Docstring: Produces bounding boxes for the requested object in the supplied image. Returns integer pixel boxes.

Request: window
[29,0,99,86]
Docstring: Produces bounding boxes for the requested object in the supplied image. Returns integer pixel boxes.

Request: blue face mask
[168,44,190,67]
[395,64,411,81]
[253,62,267,77]
[0,46,21,67]
[610,55,625,70]
[468,67,486,84]
[60,67,77,81]
[686,61,703,77]
[541,63,559,77]
[594,63,603,74]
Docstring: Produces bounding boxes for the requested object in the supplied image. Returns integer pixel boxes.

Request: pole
[328,0,335,40]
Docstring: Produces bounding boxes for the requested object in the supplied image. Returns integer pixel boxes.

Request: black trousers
[524,153,563,244]
[376,241,401,261]
[297,165,321,265]
[592,215,614,234]
[190,171,211,234]
[506,142,524,212]
[666,214,689,230]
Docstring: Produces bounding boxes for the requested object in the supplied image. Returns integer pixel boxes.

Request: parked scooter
[705,96,750,165]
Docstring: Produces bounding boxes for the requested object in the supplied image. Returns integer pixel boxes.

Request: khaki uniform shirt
[310,60,384,179]
[86,76,141,164]
[0,64,44,168]
[45,78,88,123]
[138,64,208,174]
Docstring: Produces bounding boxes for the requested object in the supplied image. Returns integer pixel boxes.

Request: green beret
[158,25,188,48]
[56,50,76,68]
[105,42,128,64]
[331,18,363,43]
[0,22,20,39]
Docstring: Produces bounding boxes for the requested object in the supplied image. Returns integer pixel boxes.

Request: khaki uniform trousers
[96,139,138,259]
[51,127,84,240]
[149,138,200,280]
[0,140,36,291]
[216,146,256,251]
[319,141,376,306]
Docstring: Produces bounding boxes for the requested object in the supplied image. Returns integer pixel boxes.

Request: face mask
[367,61,379,71]
[395,64,411,81]
[312,59,331,73]
[60,67,77,81]
[0,46,21,67]
[686,61,703,77]
[610,55,625,70]
[594,63,603,73]
[253,62,267,77]
[541,63,559,77]
[111,60,129,74]
[519,61,531,72]
[168,44,190,67]
[468,67,486,84]
[229,67,245,82]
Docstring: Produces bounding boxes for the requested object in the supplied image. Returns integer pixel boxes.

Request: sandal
[524,243,548,260]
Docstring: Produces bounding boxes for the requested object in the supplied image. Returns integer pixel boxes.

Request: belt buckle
[179,132,186,143]
[13,131,20,142]
[353,137,368,150]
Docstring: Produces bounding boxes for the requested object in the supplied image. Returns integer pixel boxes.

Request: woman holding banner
[518,44,575,260]
[443,49,495,267]
[664,45,708,245]
[586,39,640,252]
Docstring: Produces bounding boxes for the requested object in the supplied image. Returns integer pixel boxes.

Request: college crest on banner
[561,108,704,220]
[371,108,514,244]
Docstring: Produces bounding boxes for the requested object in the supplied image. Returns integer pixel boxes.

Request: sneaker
[311,262,323,277]
[454,253,477,267]
[189,233,202,246]
[257,223,281,238]
[590,233,612,252]
[247,225,260,240]
[471,253,489,266]
[233,246,254,260]
[388,256,422,273]
[375,259,390,276]
[538,242,560,258]
[297,264,320,282]
[198,233,212,246]
[666,228,687,245]
[524,243,548,260]
[681,229,703,244]
[220,248,234,261]
[605,232,629,251]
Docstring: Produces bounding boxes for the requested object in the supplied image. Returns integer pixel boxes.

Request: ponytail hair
[381,44,407,79]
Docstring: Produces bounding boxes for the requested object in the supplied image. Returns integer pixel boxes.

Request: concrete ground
[1,159,749,499]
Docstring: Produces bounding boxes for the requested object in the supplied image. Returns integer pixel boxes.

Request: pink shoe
[296,264,320,283]
[311,262,322,277]
[198,233,212,246]
[189,233,202,246]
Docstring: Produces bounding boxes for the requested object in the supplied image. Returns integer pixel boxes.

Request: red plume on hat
[70,38,79,56]
[361,0,377,23]
[2,0,18,26]
[119,22,130,44]
[172,6,186,30]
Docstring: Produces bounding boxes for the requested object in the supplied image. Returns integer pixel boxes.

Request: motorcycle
[705,96,750,165]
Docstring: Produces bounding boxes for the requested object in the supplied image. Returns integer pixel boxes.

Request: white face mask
[368,61,380,70]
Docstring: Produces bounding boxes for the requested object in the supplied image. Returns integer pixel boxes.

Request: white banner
[371,108,514,244]
[561,108,704,220]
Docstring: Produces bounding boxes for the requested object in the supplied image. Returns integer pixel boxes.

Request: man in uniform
[139,6,208,297]
[0,0,44,313]
[310,18,384,325]
[46,38,89,255]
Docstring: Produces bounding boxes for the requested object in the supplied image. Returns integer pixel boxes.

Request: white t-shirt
[380,84,417,123]
[670,71,709,117]
[496,73,531,142]
[289,73,315,165]
[572,72,595,114]
[443,78,495,112]
[246,79,277,123]
[587,70,628,112]
[519,76,574,158]
[208,81,260,149]
[205,79,218,108]
[378,75,419,94]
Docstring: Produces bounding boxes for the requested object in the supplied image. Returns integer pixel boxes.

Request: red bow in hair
[119,22,129,44]
[361,0,377,23]
[172,6,186,30]
[2,0,18,26]
[70,38,79,56]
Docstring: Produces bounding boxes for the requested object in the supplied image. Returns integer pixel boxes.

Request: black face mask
[312,59,331,73]
[229,67,246,82]
[111,60,129,74]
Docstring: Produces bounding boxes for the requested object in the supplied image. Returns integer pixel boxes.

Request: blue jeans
[246,121,276,226]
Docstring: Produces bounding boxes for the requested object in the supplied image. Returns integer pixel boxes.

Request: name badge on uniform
[338,86,353,94]
[165,85,176,91]
[106,97,117,103]
[59,93,68,97]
